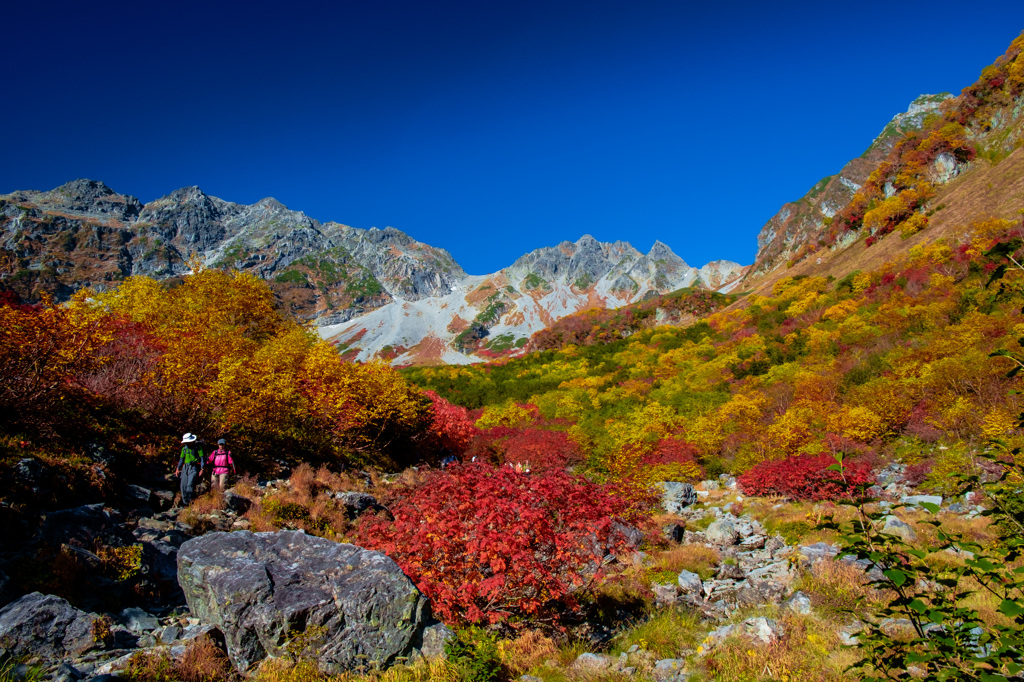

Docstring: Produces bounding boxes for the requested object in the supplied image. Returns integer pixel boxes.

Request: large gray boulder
[177,530,430,673]
[0,592,102,660]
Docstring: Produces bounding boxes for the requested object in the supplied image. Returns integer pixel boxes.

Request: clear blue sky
[2,1,1022,275]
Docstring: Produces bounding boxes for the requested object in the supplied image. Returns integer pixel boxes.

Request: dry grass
[253,656,457,682]
[796,558,885,617]
[123,638,235,682]
[497,629,560,675]
[652,544,721,580]
[700,613,858,682]
[240,465,361,539]
[189,489,226,514]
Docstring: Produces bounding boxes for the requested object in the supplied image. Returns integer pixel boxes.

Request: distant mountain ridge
[320,234,745,364]
[0,180,741,364]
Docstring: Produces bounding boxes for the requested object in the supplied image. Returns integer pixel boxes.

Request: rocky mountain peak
[13,178,144,222]
[648,240,690,269]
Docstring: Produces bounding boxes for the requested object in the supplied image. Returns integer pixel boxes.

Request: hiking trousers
[180,461,200,505]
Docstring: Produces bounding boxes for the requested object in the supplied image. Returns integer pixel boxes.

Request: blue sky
[2,1,1022,275]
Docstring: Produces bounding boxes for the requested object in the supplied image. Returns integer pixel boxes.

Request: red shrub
[354,462,639,625]
[464,427,582,472]
[737,454,874,501]
[902,460,933,487]
[423,390,478,455]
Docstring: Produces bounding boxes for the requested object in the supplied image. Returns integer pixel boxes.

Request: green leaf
[908,599,927,614]
[997,599,1024,618]
[883,569,907,587]
[921,502,940,514]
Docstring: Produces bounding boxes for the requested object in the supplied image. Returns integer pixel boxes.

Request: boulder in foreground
[177,530,430,673]
[0,592,103,661]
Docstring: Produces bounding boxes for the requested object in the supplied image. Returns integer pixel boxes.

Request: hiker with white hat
[174,432,205,506]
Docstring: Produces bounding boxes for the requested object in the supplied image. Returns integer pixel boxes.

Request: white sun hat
[181,433,197,443]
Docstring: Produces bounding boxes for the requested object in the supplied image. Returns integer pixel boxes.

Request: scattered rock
[798,542,840,564]
[118,607,159,634]
[704,519,739,546]
[653,658,689,680]
[336,492,388,519]
[122,484,154,509]
[880,515,917,542]
[784,591,812,615]
[571,652,613,671]
[177,530,430,673]
[416,622,454,660]
[662,522,686,543]
[222,489,252,514]
[707,617,785,647]
[677,570,703,597]
[652,582,681,605]
[746,561,796,590]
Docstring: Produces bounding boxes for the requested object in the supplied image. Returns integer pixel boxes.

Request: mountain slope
[751,94,952,277]
[743,33,1024,294]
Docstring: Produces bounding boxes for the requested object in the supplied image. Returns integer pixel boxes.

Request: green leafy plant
[444,628,505,682]
[823,441,1023,680]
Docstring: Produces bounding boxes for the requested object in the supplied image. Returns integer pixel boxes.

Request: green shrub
[445,628,505,682]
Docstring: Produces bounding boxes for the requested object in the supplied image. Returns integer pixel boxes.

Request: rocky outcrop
[0,592,104,660]
[176,530,430,673]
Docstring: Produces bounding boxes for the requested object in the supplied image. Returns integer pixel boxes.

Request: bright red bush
[737,454,873,501]
[354,462,640,625]
[423,390,478,455]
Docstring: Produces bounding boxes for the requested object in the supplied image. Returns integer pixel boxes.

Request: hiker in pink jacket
[208,439,236,489]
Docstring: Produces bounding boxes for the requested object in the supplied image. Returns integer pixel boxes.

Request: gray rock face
[901,495,943,508]
[336,491,388,519]
[658,482,698,514]
[0,181,465,324]
[750,94,952,277]
[177,530,429,673]
[880,515,917,542]
[677,570,703,597]
[706,617,785,648]
[704,519,739,546]
[0,592,102,660]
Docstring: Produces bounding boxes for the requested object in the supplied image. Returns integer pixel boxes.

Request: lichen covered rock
[177,530,429,673]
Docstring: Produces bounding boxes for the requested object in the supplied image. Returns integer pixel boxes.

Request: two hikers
[208,438,236,489]
[174,432,205,505]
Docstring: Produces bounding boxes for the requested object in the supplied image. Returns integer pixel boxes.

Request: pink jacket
[208,448,235,475]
